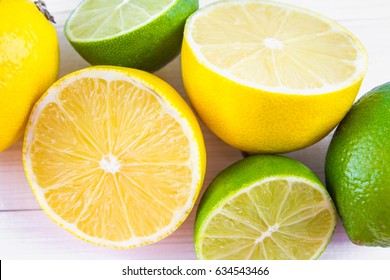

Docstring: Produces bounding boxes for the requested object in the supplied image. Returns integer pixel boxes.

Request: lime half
[65,0,198,71]
[195,155,336,260]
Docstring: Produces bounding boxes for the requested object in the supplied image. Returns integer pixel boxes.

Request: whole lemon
[0,0,59,151]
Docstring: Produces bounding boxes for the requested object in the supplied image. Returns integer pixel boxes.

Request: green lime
[64,0,198,71]
[325,82,390,247]
[195,155,337,260]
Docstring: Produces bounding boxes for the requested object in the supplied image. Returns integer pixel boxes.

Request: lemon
[23,66,206,248]
[195,155,336,260]
[325,82,390,247]
[182,0,368,153]
[0,0,59,152]
[65,0,198,72]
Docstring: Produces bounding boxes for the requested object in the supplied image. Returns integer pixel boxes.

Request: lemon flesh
[182,0,368,153]
[65,0,198,71]
[195,155,337,260]
[23,67,206,248]
[187,0,366,93]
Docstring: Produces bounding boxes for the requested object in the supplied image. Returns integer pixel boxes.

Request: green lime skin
[325,82,390,247]
[65,1,198,72]
[195,154,336,259]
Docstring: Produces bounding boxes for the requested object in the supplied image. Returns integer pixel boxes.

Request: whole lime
[65,0,198,72]
[325,82,390,247]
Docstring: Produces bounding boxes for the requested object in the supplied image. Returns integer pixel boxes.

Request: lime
[65,0,198,71]
[325,82,390,247]
[195,155,336,260]
[182,0,367,153]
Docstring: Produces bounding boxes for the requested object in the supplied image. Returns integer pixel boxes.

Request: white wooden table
[0,0,389,259]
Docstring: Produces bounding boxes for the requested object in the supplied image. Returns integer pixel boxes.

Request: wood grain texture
[0,0,389,259]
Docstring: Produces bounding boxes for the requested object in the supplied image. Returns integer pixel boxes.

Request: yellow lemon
[23,66,206,248]
[0,0,59,152]
[182,0,368,153]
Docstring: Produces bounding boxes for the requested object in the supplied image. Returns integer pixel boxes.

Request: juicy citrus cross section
[65,0,175,41]
[65,0,198,71]
[23,66,206,248]
[195,155,337,260]
[186,0,366,92]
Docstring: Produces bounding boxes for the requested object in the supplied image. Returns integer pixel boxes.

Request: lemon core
[99,154,121,174]
[263,38,283,50]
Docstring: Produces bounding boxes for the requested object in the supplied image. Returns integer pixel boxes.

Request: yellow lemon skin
[0,0,59,152]
[182,39,364,154]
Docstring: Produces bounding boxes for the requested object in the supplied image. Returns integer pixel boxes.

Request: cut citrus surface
[66,0,175,40]
[23,66,206,248]
[65,0,198,71]
[195,155,337,259]
[182,0,368,153]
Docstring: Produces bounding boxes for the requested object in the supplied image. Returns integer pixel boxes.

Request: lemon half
[182,0,368,153]
[23,66,206,248]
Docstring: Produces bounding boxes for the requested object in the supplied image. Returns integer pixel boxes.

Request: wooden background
[0,0,389,259]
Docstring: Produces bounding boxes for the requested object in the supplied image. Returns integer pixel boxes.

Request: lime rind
[325,82,390,247]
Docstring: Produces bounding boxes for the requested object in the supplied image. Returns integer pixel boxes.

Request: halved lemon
[23,66,206,248]
[182,0,368,153]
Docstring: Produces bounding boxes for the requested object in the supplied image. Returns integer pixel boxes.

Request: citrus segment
[195,155,336,260]
[24,66,206,248]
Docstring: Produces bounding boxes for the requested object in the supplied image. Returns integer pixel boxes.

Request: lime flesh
[66,0,175,41]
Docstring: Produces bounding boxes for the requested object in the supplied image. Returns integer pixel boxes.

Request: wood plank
[1,210,388,259]
[0,210,196,260]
